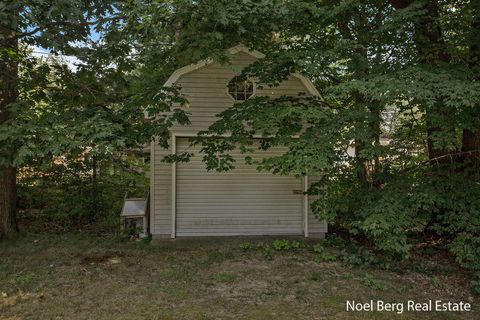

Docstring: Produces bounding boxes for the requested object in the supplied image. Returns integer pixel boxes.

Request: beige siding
[151,143,172,236]
[171,52,308,134]
[151,50,327,237]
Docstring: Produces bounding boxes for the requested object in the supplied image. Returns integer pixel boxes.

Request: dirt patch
[80,251,125,265]
[0,295,18,307]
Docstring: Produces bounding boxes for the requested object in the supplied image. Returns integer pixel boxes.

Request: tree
[0,1,188,238]
[1,1,114,237]
[0,12,19,237]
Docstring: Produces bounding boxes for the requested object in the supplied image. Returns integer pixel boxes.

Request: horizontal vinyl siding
[152,143,171,235]
[175,138,303,236]
[171,51,308,134]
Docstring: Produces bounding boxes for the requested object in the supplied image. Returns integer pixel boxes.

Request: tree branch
[16,16,125,38]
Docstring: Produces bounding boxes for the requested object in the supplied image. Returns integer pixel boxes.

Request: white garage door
[176,138,304,236]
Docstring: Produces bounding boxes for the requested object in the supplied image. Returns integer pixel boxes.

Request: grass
[0,233,478,319]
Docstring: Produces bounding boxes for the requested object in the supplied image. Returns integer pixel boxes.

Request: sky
[30,27,102,71]
[31,47,82,71]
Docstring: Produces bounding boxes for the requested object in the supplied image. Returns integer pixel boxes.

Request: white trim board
[303,176,309,238]
[163,44,320,97]
[149,140,155,235]
[171,134,177,238]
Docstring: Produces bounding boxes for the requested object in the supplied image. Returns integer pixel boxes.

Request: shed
[150,45,327,239]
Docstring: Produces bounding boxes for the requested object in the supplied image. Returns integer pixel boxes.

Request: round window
[227,76,254,101]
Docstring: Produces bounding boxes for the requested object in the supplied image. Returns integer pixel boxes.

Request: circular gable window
[227,76,254,101]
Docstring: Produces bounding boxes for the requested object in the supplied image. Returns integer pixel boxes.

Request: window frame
[226,77,256,102]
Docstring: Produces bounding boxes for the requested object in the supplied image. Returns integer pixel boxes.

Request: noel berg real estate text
[346,300,472,314]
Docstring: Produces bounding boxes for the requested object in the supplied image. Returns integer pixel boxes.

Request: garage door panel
[176,138,303,236]
[178,199,301,204]
[176,210,302,215]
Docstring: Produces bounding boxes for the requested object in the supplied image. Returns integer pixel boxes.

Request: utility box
[121,195,149,236]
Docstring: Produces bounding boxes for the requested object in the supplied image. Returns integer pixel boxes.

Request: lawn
[0,234,477,320]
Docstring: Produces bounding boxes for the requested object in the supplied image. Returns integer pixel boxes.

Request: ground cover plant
[0,234,478,319]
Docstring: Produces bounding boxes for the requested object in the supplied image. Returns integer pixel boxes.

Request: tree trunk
[0,167,17,238]
[390,0,451,163]
[0,21,19,238]
[354,139,370,185]
[337,17,377,187]
[462,129,480,153]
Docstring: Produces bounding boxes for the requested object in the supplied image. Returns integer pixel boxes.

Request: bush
[17,154,148,234]
[449,234,480,270]
[311,165,480,270]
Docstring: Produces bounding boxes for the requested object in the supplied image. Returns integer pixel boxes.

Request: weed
[259,243,273,261]
[339,248,393,269]
[412,262,434,277]
[138,234,152,244]
[313,244,337,262]
[360,273,384,290]
[310,273,323,282]
[273,239,291,251]
[164,267,195,281]
[470,273,480,297]
[395,285,409,293]
[430,276,441,288]
[422,247,438,256]
[240,242,252,251]
[201,250,229,267]
[210,273,237,283]
[272,239,305,251]
[313,243,323,254]
[11,272,36,286]
[323,235,348,248]
[291,240,305,249]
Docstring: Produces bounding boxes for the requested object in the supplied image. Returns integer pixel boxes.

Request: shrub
[447,232,480,271]
[311,165,480,270]
[17,154,148,234]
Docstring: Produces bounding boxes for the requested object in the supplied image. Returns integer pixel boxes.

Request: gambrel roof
[164,44,320,96]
